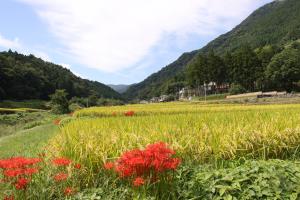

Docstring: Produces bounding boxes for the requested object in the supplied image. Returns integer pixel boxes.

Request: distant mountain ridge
[124,0,300,100]
[108,84,130,94]
[0,51,122,100]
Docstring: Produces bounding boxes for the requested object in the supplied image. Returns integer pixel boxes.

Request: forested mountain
[124,52,197,99]
[108,84,131,94]
[0,51,121,100]
[124,0,300,100]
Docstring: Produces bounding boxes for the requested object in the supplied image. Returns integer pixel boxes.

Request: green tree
[265,45,300,91]
[87,94,98,107]
[230,46,262,91]
[206,51,227,84]
[186,54,209,87]
[50,89,70,114]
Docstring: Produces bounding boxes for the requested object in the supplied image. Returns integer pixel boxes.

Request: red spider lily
[0,157,41,169]
[52,158,72,166]
[54,173,68,182]
[23,168,39,175]
[104,162,114,170]
[3,195,14,200]
[64,187,74,196]
[15,178,29,190]
[133,177,145,187]
[114,142,181,180]
[74,163,81,169]
[3,168,39,178]
[53,119,61,125]
[3,169,24,177]
[124,111,135,116]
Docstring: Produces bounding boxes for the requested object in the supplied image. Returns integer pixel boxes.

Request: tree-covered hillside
[124,0,300,100]
[0,51,121,100]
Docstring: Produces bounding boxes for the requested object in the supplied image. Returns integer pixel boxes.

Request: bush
[69,103,83,112]
[50,90,69,114]
[177,160,300,199]
[229,83,247,95]
[74,160,300,199]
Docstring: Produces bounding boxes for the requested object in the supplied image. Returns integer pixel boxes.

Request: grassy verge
[0,123,59,158]
[0,100,48,109]
[0,111,58,138]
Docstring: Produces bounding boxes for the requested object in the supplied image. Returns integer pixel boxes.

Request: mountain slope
[0,51,121,100]
[124,51,197,99]
[124,0,300,100]
[108,84,130,94]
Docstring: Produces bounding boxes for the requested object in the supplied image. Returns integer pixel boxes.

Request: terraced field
[2,102,300,199]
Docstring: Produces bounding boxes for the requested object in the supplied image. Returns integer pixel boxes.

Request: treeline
[186,41,300,93]
[0,51,121,100]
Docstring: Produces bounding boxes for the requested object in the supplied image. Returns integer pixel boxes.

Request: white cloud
[0,33,51,62]
[32,50,51,62]
[20,0,272,73]
[0,34,21,49]
[60,63,71,69]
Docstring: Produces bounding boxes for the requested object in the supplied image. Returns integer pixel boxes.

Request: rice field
[51,103,300,171]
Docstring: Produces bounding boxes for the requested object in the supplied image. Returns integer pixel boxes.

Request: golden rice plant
[50,103,300,174]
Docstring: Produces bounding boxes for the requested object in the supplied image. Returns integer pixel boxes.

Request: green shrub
[229,84,247,95]
[74,160,300,200]
[177,160,300,200]
[69,103,83,112]
[50,90,69,114]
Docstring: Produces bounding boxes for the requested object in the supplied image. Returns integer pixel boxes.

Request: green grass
[192,93,228,101]
[0,111,58,137]
[0,123,59,158]
[0,100,48,109]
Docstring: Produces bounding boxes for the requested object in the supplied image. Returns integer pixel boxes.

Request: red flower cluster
[105,142,181,187]
[53,119,61,125]
[64,187,74,196]
[104,162,114,170]
[124,111,135,116]
[52,158,72,166]
[0,157,41,191]
[133,177,145,187]
[1,156,80,197]
[0,157,41,169]
[3,195,14,200]
[51,157,81,197]
[15,178,29,190]
[74,163,81,169]
[54,172,68,182]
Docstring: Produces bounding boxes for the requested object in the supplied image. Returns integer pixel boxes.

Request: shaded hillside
[0,51,121,100]
[124,0,300,100]
[108,84,130,94]
[124,51,197,99]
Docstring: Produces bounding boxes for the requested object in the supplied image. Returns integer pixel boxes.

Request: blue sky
[0,0,272,85]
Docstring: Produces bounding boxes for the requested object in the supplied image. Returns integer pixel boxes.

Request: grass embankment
[0,100,48,109]
[0,111,57,138]
[0,124,59,158]
[0,110,61,157]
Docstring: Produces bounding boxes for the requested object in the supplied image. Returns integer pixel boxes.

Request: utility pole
[204,82,207,102]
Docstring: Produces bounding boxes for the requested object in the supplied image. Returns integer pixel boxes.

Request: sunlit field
[2,102,300,199]
[53,103,300,171]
